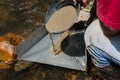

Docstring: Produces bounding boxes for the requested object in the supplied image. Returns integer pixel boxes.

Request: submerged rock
[14,60,34,72]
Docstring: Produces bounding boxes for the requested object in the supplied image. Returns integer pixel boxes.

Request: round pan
[45,0,81,33]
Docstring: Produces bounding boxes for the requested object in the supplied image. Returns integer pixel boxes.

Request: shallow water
[0,0,119,80]
[0,0,52,38]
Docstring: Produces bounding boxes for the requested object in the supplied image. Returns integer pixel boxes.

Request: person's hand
[73,0,90,8]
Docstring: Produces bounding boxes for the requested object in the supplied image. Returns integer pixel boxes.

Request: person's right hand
[73,0,90,8]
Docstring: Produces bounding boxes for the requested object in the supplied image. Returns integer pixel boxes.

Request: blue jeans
[87,45,120,67]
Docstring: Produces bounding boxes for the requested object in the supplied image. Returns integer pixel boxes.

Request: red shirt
[97,0,120,30]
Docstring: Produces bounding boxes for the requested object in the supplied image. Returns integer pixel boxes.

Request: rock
[14,60,34,72]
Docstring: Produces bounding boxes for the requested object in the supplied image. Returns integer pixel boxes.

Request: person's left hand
[73,0,90,8]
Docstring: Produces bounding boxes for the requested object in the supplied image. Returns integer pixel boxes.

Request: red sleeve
[97,0,120,30]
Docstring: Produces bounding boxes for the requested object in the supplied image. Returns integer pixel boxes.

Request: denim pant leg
[87,46,110,68]
[87,45,120,68]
